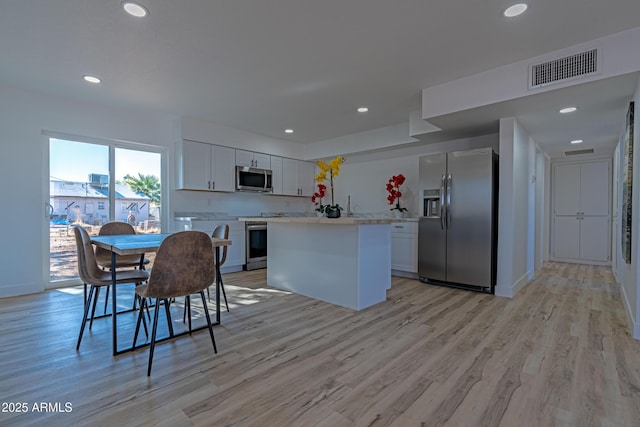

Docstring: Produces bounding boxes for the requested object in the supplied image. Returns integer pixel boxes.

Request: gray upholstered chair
[73,225,150,350]
[132,231,218,376]
[95,221,150,269]
[211,224,230,312]
[95,221,150,313]
[184,224,230,322]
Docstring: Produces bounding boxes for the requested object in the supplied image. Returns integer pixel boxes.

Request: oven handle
[246,224,267,230]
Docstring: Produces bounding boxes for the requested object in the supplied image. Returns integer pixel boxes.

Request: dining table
[90,232,231,356]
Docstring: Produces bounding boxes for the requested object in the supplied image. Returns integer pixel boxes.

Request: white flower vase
[393,210,404,219]
[316,211,325,217]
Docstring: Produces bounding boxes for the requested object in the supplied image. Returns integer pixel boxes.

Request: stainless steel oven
[245,221,267,270]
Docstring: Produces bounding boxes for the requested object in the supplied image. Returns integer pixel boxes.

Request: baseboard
[549,256,611,266]
[0,281,44,298]
[391,270,418,279]
[619,280,640,340]
[495,269,531,298]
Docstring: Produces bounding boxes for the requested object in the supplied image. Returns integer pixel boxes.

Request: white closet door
[580,216,610,262]
[553,216,580,259]
[554,163,581,215]
[580,161,610,215]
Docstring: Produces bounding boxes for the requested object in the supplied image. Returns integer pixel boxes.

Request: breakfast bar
[239,217,398,310]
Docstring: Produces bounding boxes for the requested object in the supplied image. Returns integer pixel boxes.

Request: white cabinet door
[580,216,610,262]
[226,228,245,267]
[281,158,299,196]
[270,155,283,195]
[235,150,254,167]
[180,140,210,191]
[554,163,581,215]
[391,222,418,273]
[553,216,581,259]
[580,161,610,216]
[211,145,235,192]
[297,161,315,196]
[236,149,270,169]
[253,152,271,169]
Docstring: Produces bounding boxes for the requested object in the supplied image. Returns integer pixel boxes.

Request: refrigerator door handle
[440,174,446,230]
[446,173,452,229]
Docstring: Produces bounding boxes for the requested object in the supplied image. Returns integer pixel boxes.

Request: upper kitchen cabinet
[236,149,271,169]
[177,140,235,192]
[279,158,315,196]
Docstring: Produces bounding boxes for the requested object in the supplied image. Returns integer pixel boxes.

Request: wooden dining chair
[132,231,218,376]
[73,225,150,350]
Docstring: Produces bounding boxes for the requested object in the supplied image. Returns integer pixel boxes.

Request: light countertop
[238,216,404,224]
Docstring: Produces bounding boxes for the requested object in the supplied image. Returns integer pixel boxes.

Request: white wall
[421,27,640,120]
[496,118,535,297]
[332,134,499,216]
[617,75,640,339]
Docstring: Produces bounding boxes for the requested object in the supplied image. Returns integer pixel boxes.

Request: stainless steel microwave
[236,166,273,192]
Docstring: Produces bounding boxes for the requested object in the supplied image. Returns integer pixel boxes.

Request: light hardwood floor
[1,262,639,426]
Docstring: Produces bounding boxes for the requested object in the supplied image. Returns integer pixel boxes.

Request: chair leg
[133,297,146,348]
[76,285,95,350]
[147,297,161,376]
[200,291,217,353]
[219,277,229,312]
[182,295,189,323]
[163,299,174,338]
[103,285,110,314]
[89,286,101,330]
[187,296,192,334]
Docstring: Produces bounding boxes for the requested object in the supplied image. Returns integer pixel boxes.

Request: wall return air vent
[564,148,595,156]
[529,48,599,89]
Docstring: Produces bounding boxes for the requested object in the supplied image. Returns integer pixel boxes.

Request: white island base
[264,219,393,310]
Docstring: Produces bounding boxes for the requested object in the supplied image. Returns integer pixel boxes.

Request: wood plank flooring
[1,262,639,426]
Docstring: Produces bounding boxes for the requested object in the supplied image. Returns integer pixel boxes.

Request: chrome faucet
[346,195,354,216]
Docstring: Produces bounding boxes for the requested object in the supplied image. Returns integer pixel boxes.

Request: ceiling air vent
[529,48,599,89]
[564,148,595,156]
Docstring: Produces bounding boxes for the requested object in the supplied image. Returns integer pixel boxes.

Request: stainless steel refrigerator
[418,148,498,292]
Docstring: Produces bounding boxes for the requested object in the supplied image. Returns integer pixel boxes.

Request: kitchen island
[238,216,399,310]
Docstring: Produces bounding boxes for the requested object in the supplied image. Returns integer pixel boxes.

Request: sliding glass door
[48,137,163,285]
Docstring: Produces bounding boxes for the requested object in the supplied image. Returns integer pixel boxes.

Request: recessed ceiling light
[83,75,101,84]
[504,3,528,17]
[571,139,583,144]
[122,2,148,17]
[284,129,294,134]
[559,106,578,114]
[357,107,369,113]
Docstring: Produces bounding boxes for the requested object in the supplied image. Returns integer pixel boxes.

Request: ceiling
[1,1,639,156]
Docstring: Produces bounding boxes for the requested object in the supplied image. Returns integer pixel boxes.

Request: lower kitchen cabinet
[391,221,418,273]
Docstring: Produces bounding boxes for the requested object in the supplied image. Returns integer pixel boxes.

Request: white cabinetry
[551,160,610,263]
[236,150,271,169]
[182,220,245,272]
[177,140,235,192]
[279,158,315,196]
[270,155,283,194]
[391,221,418,273]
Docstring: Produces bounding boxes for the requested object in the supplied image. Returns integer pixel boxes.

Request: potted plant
[315,155,344,218]
[386,174,408,218]
[311,183,327,217]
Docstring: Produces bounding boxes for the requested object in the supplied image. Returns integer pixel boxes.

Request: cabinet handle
[212,181,215,190]
[208,181,211,190]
